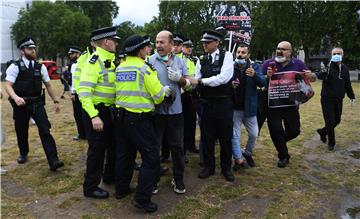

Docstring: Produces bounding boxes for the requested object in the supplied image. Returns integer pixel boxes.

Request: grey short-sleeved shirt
[149,53,188,115]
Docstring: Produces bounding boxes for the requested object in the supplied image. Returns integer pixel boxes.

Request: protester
[316,47,356,151]
[262,41,316,168]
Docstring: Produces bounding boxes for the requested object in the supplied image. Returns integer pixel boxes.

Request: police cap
[17,36,36,49]
[124,35,151,52]
[200,30,223,42]
[90,26,120,41]
[173,33,185,43]
[183,38,193,47]
[68,47,82,54]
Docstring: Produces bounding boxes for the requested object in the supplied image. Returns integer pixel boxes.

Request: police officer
[68,46,85,141]
[78,26,119,199]
[114,35,174,213]
[194,30,235,182]
[180,38,200,156]
[5,36,64,171]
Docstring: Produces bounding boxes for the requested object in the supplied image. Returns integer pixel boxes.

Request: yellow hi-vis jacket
[115,56,166,113]
[177,53,196,76]
[78,47,116,118]
[72,48,91,94]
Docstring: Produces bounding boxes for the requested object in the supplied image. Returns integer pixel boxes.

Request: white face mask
[275,56,286,63]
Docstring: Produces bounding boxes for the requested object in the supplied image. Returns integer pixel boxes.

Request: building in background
[0,1,31,80]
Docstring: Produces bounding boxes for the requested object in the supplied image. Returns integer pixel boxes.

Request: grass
[1,80,360,218]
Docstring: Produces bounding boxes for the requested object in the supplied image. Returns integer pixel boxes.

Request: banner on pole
[268,71,314,108]
[213,2,252,45]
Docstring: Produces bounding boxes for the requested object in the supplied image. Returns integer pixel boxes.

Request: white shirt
[70,62,77,93]
[195,49,234,87]
[5,56,50,83]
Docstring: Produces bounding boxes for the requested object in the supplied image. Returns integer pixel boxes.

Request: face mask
[235,58,246,65]
[330,54,342,63]
[275,56,286,63]
[160,54,169,62]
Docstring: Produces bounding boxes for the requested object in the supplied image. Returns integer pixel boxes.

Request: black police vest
[13,59,43,98]
[199,50,232,98]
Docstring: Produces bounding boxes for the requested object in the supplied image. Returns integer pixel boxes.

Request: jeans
[232,110,258,160]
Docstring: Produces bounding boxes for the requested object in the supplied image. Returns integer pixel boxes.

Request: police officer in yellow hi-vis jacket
[114,35,175,213]
[78,26,119,199]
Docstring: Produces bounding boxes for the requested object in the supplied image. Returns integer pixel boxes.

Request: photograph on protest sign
[213,2,252,45]
[268,71,315,108]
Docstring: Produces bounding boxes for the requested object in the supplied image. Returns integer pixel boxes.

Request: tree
[116,21,144,50]
[64,1,119,29]
[11,1,91,59]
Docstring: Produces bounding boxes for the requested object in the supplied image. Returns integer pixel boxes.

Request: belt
[124,109,154,118]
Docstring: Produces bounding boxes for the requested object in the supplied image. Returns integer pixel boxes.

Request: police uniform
[5,37,63,171]
[195,30,235,182]
[68,47,86,140]
[78,26,119,198]
[114,35,172,213]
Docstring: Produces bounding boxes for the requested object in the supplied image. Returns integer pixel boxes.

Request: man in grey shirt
[148,30,192,194]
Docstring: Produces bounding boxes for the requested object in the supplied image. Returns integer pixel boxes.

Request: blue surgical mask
[331,54,342,63]
[235,58,246,65]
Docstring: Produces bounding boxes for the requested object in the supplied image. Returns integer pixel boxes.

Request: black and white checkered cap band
[19,39,36,48]
[91,31,118,41]
[201,33,221,41]
[68,48,82,54]
[183,40,193,45]
[125,38,151,52]
[173,36,183,43]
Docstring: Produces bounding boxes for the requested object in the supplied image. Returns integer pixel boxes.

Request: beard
[24,50,36,60]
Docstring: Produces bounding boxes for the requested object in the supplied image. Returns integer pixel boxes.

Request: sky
[113,0,160,26]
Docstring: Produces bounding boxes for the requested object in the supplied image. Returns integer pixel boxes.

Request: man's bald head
[156,30,174,56]
[277,41,292,52]
[276,41,293,64]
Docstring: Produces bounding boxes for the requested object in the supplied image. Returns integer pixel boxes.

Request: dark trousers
[115,111,160,203]
[319,96,343,146]
[161,131,170,159]
[257,89,268,134]
[200,98,233,172]
[12,101,58,165]
[82,105,115,192]
[267,106,300,159]
[72,93,86,139]
[181,92,197,154]
[154,113,185,182]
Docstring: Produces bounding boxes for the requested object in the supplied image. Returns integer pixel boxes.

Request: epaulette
[81,51,88,55]
[89,54,99,64]
[145,61,155,71]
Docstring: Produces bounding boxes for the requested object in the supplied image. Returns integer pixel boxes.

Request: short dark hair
[238,44,250,53]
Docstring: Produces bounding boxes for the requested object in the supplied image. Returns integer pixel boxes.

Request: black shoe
[160,166,169,176]
[233,161,249,171]
[49,160,64,171]
[184,156,189,164]
[84,187,109,199]
[17,155,27,164]
[171,178,186,194]
[242,152,255,167]
[222,170,235,182]
[115,188,133,199]
[133,200,158,213]
[317,129,327,143]
[328,144,335,151]
[198,168,214,179]
[277,157,290,168]
[134,161,141,171]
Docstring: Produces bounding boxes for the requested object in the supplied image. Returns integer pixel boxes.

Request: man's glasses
[332,53,342,55]
[276,47,290,51]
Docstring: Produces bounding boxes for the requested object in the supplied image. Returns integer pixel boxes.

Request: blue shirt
[149,53,188,115]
